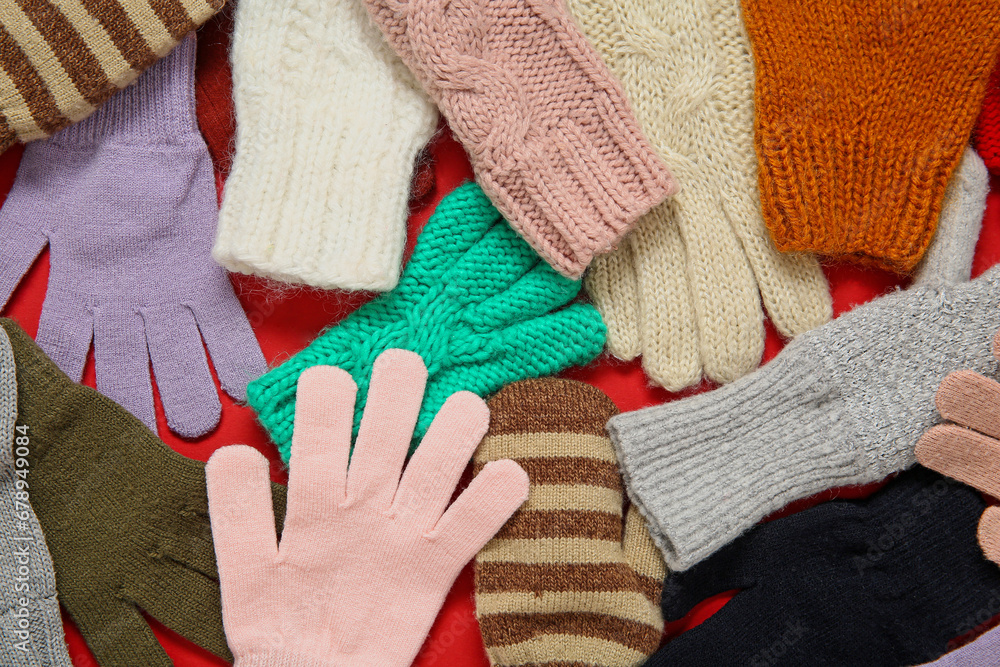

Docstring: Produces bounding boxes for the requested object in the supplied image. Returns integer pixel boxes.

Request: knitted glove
[0,318,287,667]
[568,0,831,390]
[917,334,1000,565]
[916,626,1000,666]
[0,36,266,438]
[973,53,1000,176]
[743,0,1000,272]
[247,182,607,463]
[208,350,528,667]
[0,0,221,152]
[214,0,438,291]
[474,379,665,667]
[0,326,71,667]
[644,467,1000,666]
[606,154,994,571]
[363,0,676,279]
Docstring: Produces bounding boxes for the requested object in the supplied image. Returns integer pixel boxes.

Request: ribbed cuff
[235,651,345,667]
[215,101,438,291]
[607,341,877,571]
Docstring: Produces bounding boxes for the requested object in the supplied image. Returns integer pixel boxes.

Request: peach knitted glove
[206,349,529,667]
[568,0,831,390]
[917,330,1000,566]
[363,0,676,279]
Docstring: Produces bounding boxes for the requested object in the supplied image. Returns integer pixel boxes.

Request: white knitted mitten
[569,0,832,390]
[215,0,439,291]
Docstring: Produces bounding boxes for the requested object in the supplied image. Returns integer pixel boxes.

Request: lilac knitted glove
[0,36,266,438]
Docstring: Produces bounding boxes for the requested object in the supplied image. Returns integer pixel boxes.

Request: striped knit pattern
[474,379,665,667]
[0,0,222,151]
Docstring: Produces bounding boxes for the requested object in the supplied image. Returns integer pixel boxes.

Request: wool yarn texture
[973,53,1000,176]
[363,0,676,279]
[568,0,831,391]
[247,182,607,463]
[474,379,665,667]
[0,326,72,667]
[0,0,221,152]
[644,467,1000,666]
[916,334,1000,565]
[0,318,287,667]
[916,626,1000,666]
[214,0,438,292]
[743,0,1000,272]
[0,36,266,438]
[208,350,528,667]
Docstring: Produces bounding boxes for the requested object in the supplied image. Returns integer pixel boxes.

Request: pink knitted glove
[364,0,676,278]
[206,349,529,667]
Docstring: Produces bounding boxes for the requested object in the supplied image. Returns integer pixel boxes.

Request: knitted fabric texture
[608,261,1000,572]
[0,36,266,438]
[209,351,528,667]
[0,326,72,667]
[570,0,831,390]
[0,0,221,151]
[973,53,1000,176]
[917,626,1000,666]
[247,182,607,463]
[363,0,676,279]
[917,336,1000,565]
[0,318,287,667]
[474,379,665,667]
[644,467,1000,666]
[743,0,1000,272]
[214,0,438,291]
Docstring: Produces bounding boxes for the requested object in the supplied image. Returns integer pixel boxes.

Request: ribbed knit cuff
[215,100,438,291]
[607,343,878,572]
[0,595,72,666]
[235,651,346,667]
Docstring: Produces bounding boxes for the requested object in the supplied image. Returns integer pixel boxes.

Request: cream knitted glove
[569,0,832,390]
[215,0,439,291]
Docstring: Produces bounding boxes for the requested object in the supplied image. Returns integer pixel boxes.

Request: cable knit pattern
[744,0,1000,272]
[363,0,676,279]
[214,0,439,291]
[569,0,831,391]
[608,266,1000,571]
[973,54,1000,176]
[247,183,607,463]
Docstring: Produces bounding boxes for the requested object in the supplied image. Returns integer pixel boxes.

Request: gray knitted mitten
[0,326,72,666]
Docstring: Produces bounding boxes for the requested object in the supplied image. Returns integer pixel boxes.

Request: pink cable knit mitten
[206,349,529,667]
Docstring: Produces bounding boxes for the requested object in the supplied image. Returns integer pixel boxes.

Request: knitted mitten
[743,0,1000,272]
[209,350,528,667]
[0,318,286,667]
[917,333,1000,565]
[0,0,221,152]
[474,379,665,667]
[973,54,1000,176]
[363,0,676,279]
[214,0,439,291]
[0,326,72,667]
[247,182,607,463]
[569,0,831,390]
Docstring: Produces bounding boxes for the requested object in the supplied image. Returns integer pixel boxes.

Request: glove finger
[432,459,529,565]
[675,179,764,385]
[394,391,489,529]
[35,290,93,382]
[915,424,1000,498]
[584,245,642,361]
[979,506,1000,565]
[142,304,221,438]
[188,283,267,400]
[630,205,703,390]
[348,349,427,507]
[69,596,173,667]
[0,228,47,310]
[469,261,581,330]
[934,370,1000,439]
[93,303,156,431]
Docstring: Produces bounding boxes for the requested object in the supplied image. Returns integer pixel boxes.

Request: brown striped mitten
[474,379,666,666]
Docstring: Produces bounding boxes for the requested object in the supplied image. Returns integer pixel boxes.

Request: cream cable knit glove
[214,0,438,291]
[569,0,832,390]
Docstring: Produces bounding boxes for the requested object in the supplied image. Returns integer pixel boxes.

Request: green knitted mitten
[247,182,607,462]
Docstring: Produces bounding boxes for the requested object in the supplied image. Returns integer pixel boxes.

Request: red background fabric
[1,14,999,666]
